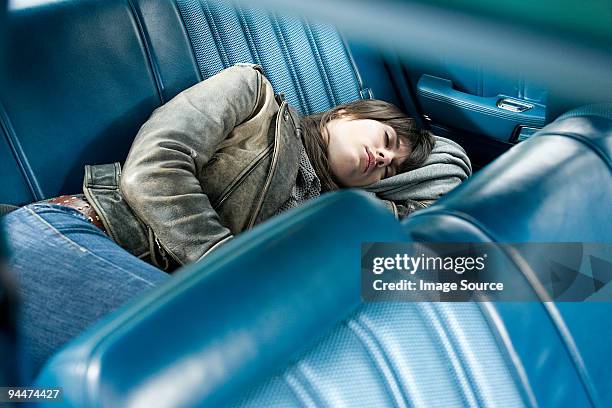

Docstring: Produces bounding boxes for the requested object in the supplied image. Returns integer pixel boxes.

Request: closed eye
[383,130,397,178]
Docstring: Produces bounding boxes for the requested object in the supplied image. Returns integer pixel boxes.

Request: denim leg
[1,204,170,378]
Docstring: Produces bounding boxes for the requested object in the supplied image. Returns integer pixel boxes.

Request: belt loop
[113,162,122,187]
[84,165,93,188]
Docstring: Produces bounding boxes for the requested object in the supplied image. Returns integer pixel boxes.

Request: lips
[364,147,374,173]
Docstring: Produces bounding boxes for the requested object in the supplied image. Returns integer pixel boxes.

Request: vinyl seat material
[402,105,612,407]
[0,0,371,206]
[35,109,612,407]
[1,0,611,407]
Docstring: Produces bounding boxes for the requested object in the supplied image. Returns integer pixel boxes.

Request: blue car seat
[34,108,612,407]
[402,105,612,407]
[1,0,611,406]
[0,0,376,206]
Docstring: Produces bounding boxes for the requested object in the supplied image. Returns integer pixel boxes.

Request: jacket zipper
[212,141,274,209]
[155,235,170,270]
[147,227,182,269]
[247,101,287,229]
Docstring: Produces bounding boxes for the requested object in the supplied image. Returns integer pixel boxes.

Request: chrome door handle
[496,98,533,113]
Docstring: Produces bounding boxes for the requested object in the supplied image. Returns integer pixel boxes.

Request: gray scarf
[363,135,472,202]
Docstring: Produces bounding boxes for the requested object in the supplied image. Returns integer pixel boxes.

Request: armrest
[417,74,546,142]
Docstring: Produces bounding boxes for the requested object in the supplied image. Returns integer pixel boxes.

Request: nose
[376,150,392,167]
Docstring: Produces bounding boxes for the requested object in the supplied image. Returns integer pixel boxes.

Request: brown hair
[300,99,435,192]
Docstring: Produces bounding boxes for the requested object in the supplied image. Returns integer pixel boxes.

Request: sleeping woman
[79,63,437,270]
[2,63,470,374]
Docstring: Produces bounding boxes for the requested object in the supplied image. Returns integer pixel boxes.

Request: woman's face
[324,117,412,187]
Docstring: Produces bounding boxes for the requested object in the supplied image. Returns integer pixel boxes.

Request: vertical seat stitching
[303,21,337,107]
[125,0,165,104]
[477,302,539,408]
[270,14,309,113]
[416,303,481,408]
[172,0,204,81]
[347,317,410,408]
[0,102,43,201]
[283,371,320,408]
[200,0,230,68]
[236,7,262,67]
[175,0,212,79]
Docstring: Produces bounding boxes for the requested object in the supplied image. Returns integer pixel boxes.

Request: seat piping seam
[477,302,539,408]
[200,0,230,68]
[303,21,337,107]
[416,303,480,408]
[293,363,331,408]
[339,33,369,99]
[125,0,165,104]
[236,7,262,66]
[283,370,321,408]
[348,317,410,408]
[270,14,309,113]
[432,302,536,407]
[0,101,43,201]
[173,0,204,81]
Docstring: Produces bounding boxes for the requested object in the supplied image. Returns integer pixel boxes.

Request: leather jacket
[83,64,302,270]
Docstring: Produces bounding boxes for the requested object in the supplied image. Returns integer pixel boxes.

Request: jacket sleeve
[121,64,265,265]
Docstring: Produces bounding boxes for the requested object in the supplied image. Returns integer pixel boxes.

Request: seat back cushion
[401,107,612,407]
[1,0,370,205]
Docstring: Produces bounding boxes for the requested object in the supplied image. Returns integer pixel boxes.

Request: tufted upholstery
[0,0,369,206]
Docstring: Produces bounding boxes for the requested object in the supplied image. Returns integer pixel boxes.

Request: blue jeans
[1,204,170,379]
